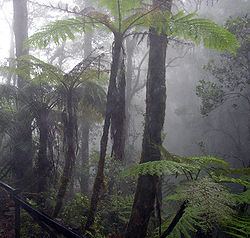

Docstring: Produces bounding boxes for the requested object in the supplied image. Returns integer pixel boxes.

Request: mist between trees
[0,0,249,237]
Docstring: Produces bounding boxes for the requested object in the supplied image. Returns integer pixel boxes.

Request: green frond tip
[213,175,250,187]
[26,17,88,48]
[170,12,240,54]
[122,160,198,177]
[225,216,250,238]
[97,0,141,19]
[165,178,235,238]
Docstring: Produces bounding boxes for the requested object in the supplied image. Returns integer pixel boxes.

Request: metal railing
[0,181,86,238]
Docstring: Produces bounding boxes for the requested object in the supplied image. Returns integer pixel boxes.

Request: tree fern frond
[0,55,64,85]
[159,146,228,174]
[169,12,240,53]
[98,0,141,19]
[225,216,250,238]
[27,17,88,48]
[123,160,198,177]
[165,178,235,238]
[232,187,250,204]
[212,175,250,187]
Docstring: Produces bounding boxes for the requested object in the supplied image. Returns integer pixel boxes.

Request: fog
[0,0,249,237]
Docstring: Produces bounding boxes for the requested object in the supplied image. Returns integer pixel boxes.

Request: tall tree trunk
[85,33,123,232]
[7,20,15,85]
[111,54,126,162]
[53,88,77,217]
[125,1,172,237]
[12,0,33,191]
[79,23,93,195]
[124,37,136,164]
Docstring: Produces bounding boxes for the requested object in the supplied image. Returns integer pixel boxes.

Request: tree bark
[53,87,77,217]
[125,1,172,237]
[111,54,126,162]
[12,0,33,191]
[85,33,123,232]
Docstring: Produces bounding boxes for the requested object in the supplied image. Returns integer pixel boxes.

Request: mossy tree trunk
[12,0,33,192]
[125,1,172,237]
[85,33,123,232]
[53,86,77,217]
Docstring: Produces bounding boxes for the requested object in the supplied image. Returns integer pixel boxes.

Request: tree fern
[163,178,235,238]
[97,0,142,20]
[122,160,197,177]
[124,147,228,178]
[225,215,250,238]
[27,5,238,54]
[169,11,239,53]
[26,17,88,48]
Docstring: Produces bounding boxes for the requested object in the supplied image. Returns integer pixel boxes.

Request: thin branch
[27,0,117,33]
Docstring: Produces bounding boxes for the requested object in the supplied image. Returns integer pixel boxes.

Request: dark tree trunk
[80,122,90,195]
[85,34,123,232]
[12,0,33,191]
[53,88,77,217]
[160,202,187,238]
[111,55,126,162]
[125,1,172,237]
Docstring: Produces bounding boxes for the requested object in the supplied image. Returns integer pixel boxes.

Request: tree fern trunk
[125,1,172,237]
[85,33,123,232]
[53,88,77,217]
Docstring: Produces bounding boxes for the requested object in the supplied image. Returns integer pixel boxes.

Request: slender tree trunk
[124,37,136,164]
[111,54,126,162]
[85,34,123,232]
[79,23,93,195]
[12,0,33,191]
[125,1,172,237]
[53,87,77,217]
[7,20,15,85]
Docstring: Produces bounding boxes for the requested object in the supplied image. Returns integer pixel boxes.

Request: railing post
[15,202,20,238]
[13,189,21,238]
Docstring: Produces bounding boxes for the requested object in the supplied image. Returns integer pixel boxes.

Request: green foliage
[124,146,228,178]
[196,15,249,115]
[169,11,239,53]
[26,17,87,48]
[0,55,64,85]
[97,0,141,20]
[61,194,89,229]
[123,160,196,177]
[98,195,133,234]
[27,4,238,55]
[225,216,250,238]
[162,178,235,238]
[196,80,224,115]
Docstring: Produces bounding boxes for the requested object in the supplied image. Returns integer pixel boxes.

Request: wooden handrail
[0,181,86,238]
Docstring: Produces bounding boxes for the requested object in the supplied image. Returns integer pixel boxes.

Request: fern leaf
[27,17,87,48]
[123,160,198,177]
[169,12,240,53]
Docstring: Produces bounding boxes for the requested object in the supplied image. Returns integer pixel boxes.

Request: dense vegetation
[0,0,249,237]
